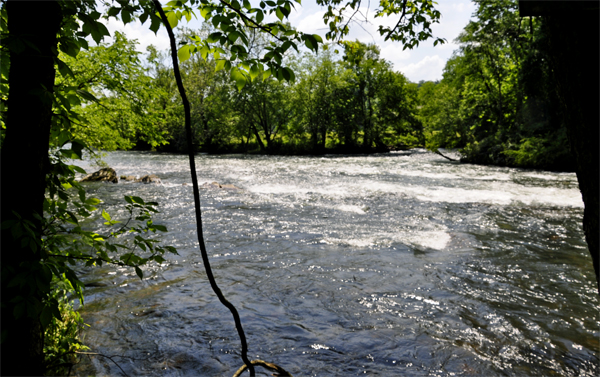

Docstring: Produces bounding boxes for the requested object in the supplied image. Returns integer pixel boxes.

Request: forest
[1,0,597,375]
[60,1,573,171]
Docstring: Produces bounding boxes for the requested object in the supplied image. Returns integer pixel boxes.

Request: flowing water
[71,150,598,376]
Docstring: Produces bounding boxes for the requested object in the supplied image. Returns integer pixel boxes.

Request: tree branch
[218,0,284,42]
[385,0,409,41]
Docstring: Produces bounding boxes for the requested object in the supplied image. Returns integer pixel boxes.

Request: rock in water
[200,181,241,190]
[137,174,162,184]
[80,168,118,183]
[120,175,137,181]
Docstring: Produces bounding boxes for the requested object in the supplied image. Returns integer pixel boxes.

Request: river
[71,149,598,376]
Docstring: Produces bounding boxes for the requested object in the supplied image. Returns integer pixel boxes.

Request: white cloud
[380,43,412,63]
[295,10,329,35]
[105,18,171,53]
[396,55,446,82]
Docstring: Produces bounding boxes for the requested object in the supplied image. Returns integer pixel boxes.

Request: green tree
[375,69,422,148]
[337,40,420,151]
[60,31,171,151]
[235,74,293,153]
[418,0,573,170]
[290,48,341,153]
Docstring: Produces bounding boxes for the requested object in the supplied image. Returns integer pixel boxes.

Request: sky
[102,1,476,83]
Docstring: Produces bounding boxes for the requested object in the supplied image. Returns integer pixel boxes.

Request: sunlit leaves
[231,67,247,90]
[178,44,192,61]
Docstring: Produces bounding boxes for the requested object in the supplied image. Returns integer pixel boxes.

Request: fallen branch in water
[233,359,294,377]
[433,149,457,161]
[72,351,131,377]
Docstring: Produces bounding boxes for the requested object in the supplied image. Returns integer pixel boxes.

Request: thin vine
[152,1,287,376]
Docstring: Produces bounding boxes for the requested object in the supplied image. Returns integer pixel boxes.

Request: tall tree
[519,1,599,290]
[235,76,293,153]
[1,2,63,374]
[291,48,341,153]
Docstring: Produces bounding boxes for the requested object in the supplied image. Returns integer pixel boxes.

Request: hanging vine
[152,1,292,376]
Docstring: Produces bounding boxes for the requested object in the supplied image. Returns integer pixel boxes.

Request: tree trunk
[250,123,266,152]
[1,1,63,375]
[544,12,599,292]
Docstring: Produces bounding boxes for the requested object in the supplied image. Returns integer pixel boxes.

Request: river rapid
[71,149,598,376]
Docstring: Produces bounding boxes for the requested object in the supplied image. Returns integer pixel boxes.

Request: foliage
[4,139,178,369]
[417,0,574,171]
[59,32,171,151]
[43,278,89,376]
[127,36,421,155]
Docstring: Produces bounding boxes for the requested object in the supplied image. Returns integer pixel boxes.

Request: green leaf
[167,11,178,28]
[102,210,111,222]
[207,32,222,43]
[228,31,240,43]
[85,197,101,205]
[200,7,212,20]
[154,224,168,232]
[69,165,87,174]
[304,36,314,50]
[177,45,191,62]
[107,7,121,17]
[256,9,264,23]
[130,196,145,204]
[262,68,272,81]
[276,7,284,21]
[150,16,161,34]
[56,59,75,79]
[231,68,246,91]
[76,89,99,103]
[69,140,85,160]
[135,266,144,280]
[121,9,131,24]
[213,59,225,72]
[284,67,295,82]
[57,130,71,147]
[91,21,111,44]
[249,64,260,81]
[139,11,149,24]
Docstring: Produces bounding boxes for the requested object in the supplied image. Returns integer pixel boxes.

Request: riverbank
[129,140,576,173]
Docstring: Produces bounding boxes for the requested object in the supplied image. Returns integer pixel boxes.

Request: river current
[71,150,598,376]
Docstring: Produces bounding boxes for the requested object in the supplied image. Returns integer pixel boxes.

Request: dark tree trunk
[544,11,599,291]
[310,125,319,153]
[1,1,63,375]
[250,123,266,152]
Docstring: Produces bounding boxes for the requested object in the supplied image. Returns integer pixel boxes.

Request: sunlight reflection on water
[72,150,597,376]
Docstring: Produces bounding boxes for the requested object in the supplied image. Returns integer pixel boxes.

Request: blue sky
[102,0,476,82]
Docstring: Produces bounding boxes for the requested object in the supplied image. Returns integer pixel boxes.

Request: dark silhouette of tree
[519,0,599,291]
